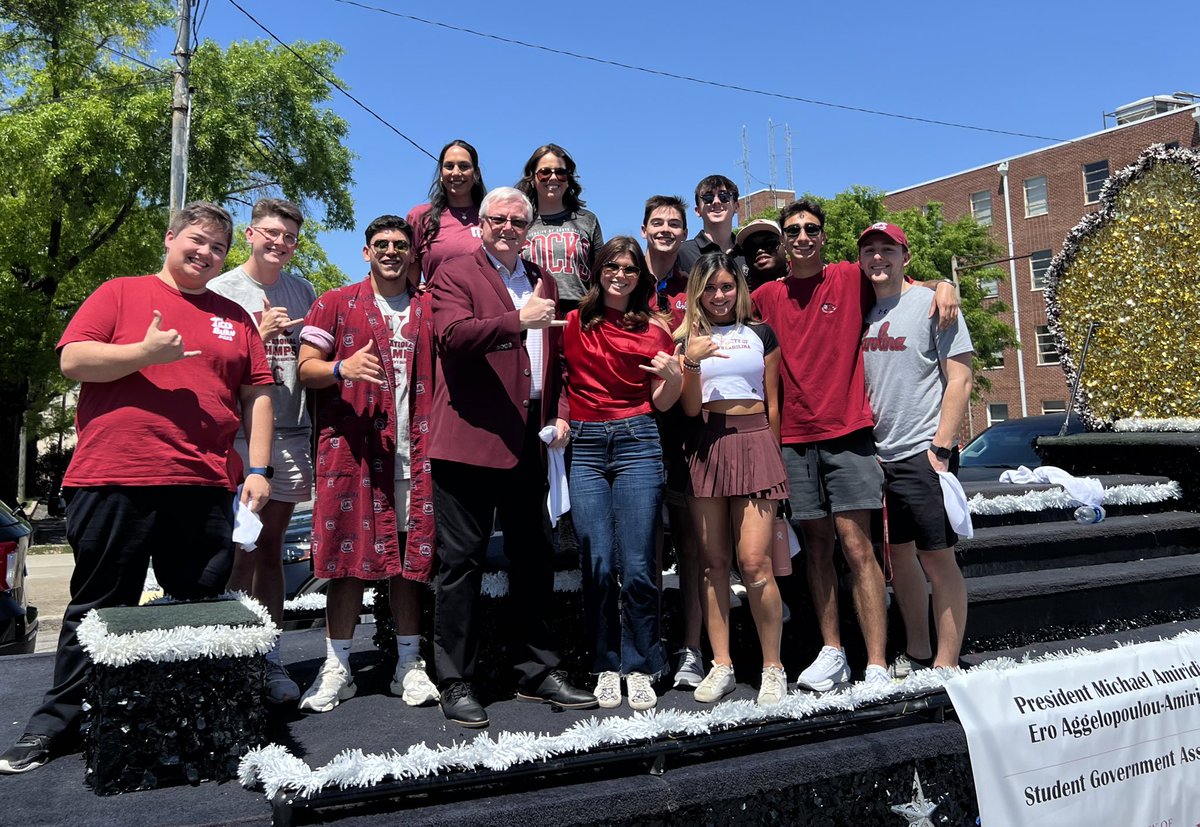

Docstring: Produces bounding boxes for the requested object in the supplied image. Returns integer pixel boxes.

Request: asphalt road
[25,552,71,654]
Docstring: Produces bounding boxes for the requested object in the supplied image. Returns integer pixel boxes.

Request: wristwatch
[247,465,275,479]
[931,444,953,461]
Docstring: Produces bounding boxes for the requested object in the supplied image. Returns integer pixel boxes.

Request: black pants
[26,486,235,745]
[432,410,559,690]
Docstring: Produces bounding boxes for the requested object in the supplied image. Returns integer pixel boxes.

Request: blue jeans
[569,414,667,677]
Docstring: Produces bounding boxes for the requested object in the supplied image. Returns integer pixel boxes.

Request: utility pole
[169,0,192,216]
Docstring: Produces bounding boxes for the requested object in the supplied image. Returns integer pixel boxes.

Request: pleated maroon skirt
[686,410,789,499]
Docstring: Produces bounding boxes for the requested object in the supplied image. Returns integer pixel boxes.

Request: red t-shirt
[59,275,272,489]
[406,202,483,285]
[751,262,875,444]
[563,308,673,422]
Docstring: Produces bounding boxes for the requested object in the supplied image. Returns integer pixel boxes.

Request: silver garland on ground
[1043,144,1200,430]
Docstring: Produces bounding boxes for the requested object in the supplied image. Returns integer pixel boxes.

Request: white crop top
[699,322,778,403]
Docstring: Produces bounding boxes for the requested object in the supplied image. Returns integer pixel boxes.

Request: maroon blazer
[430,246,569,469]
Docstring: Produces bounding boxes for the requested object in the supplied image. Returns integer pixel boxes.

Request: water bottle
[1073,505,1106,524]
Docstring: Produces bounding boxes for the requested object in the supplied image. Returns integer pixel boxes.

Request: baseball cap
[857,222,908,248]
[736,219,782,248]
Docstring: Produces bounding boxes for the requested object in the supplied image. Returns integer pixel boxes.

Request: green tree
[741,186,1015,392]
[0,0,355,502]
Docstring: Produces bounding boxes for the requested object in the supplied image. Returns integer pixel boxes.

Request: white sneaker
[265,660,301,704]
[594,671,621,709]
[672,647,704,689]
[796,646,850,692]
[863,664,891,688]
[626,672,657,711]
[757,666,788,706]
[298,661,356,713]
[391,655,439,706]
[889,652,932,679]
[693,663,736,703]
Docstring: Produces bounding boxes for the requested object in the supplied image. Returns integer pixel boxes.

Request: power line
[223,0,435,161]
[0,76,170,115]
[330,0,1067,143]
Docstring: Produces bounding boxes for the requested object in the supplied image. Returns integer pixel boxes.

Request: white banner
[947,634,1200,827]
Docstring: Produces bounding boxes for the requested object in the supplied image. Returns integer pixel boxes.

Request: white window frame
[1082,160,1109,205]
[1042,400,1067,414]
[1024,175,1048,217]
[987,403,1009,426]
[1029,249,1053,291]
[1035,325,1060,365]
[970,190,992,227]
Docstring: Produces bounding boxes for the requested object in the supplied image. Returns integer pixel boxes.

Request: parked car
[956,413,1085,483]
[0,500,39,655]
[282,506,317,599]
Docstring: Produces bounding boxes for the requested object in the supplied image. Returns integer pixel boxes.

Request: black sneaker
[0,733,52,774]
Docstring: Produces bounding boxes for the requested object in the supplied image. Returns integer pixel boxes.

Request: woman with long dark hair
[406,139,487,284]
[674,252,789,706]
[562,237,681,711]
[516,143,603,314]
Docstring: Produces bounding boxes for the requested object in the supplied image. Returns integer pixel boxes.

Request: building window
[1035,325,1060,365]
[979,276,999,298]
[1042,400,1066,414]
[1082,160,1109,204]
[983,348,1005,369]
[1165,141,1180,150]
[1029,249,1053,291]
[987,403,1009,426]
[1024,175,1048,217]
[970,190,992,227]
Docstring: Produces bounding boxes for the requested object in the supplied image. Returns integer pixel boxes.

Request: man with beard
[736,218,786,292]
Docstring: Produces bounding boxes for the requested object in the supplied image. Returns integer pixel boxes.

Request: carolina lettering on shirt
[861,321,907,352]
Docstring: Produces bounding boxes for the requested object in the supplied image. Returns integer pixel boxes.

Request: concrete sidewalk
[25,552,71,653]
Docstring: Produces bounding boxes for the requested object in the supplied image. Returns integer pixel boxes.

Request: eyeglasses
[370,238,411,253]
[700,191,735,205]
[535,167,569,181]
[252,226,299,247]
[743,238,780,254]
[601,262,640,277]
[482,214,531,231]
[782,222,823,239]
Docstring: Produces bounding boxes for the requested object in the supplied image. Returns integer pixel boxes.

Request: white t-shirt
[374,293,413,480]
[699,321,778,403]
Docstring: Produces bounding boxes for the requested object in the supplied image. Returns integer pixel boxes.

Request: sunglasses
[700,191,735,205]
[782,222,823,239]
[370,239,411,253]
[601,262,641,277]
[482,214,531,231]
[252,226,299,247]
[743,237,780,254]
[536,167,569,181]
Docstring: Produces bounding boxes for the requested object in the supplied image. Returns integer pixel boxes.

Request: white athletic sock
[326,637,353,671]
[395,635,421,662]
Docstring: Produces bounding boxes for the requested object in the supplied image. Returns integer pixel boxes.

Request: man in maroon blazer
[429,186,596,727]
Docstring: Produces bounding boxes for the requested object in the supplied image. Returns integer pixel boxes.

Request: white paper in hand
[232,486,264,551]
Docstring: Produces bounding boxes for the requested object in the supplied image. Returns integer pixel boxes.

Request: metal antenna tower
[739,125,751,202]
[768,118,777,194]
[785,124,794,194]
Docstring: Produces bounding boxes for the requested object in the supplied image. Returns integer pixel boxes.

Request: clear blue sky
[165,0,1196,279]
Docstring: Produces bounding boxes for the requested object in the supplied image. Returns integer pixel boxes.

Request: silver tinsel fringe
[968,480,1181,516]
[1112,417,1200,432]
[78,592,277,667]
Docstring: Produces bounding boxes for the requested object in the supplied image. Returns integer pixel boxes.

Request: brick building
[738,187,795,222]
[885,96,1200,439]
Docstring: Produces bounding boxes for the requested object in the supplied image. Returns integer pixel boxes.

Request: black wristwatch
[248,465,274,480]
[931,444,953,461]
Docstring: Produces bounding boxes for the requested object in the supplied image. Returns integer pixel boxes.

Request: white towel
[539,425,570,527]
[232,487,264,551]
[998,465,1104,507]
[937,470,974,539]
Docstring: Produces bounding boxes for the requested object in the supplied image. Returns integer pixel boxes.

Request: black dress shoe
[517,670,598,709]
[440,682,489,728]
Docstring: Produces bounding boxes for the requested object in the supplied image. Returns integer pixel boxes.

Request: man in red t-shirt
[752,199,957,692]
[0,203,274,776]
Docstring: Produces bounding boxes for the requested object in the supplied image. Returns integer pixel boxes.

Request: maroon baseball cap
[857,222,908,248]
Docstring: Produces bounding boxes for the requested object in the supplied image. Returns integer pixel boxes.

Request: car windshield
[959,422,1051,468]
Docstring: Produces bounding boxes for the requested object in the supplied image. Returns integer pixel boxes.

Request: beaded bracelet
[333,359,344,381]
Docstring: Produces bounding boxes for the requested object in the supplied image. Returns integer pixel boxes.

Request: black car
[956,413,1085,483]
[0,500,39,655]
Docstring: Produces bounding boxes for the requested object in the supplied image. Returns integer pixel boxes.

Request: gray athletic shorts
[784,428,884,520]
[235,432,313,504]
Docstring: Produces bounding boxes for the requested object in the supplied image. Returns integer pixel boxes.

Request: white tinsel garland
[284,588,377,614]
[78,592,277,667]
[968,480,1181,516]
[480,568,583,599]
[241,628,1200,800]
[1112,417,1200,433]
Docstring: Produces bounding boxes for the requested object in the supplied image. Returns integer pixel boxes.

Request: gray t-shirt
[861,284,973,462]
[208,267,317,436]
[521,207,603,303]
